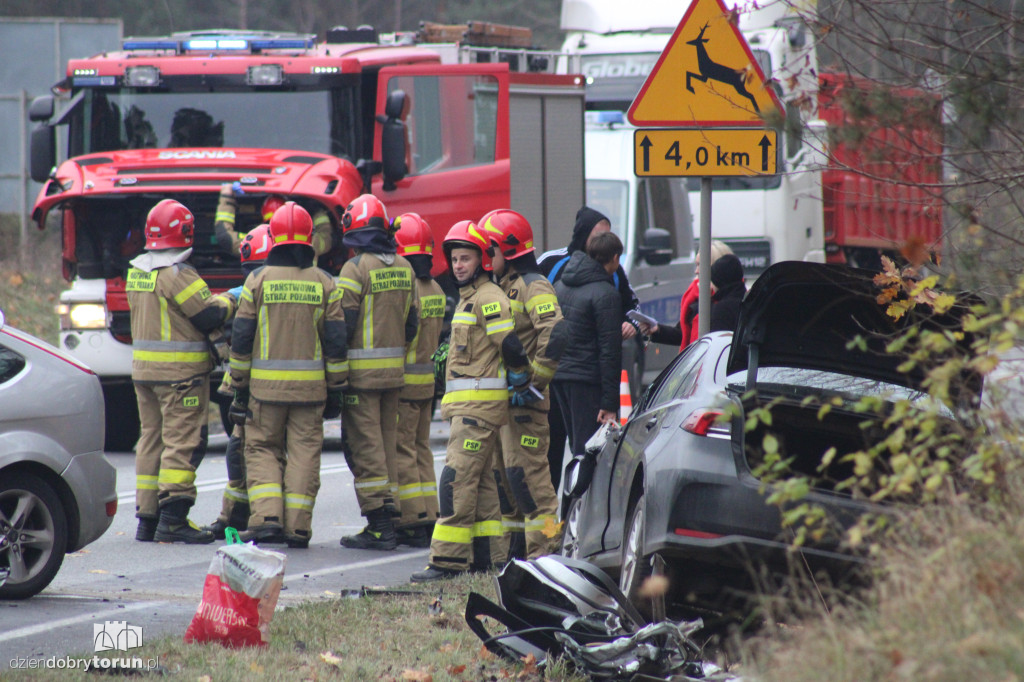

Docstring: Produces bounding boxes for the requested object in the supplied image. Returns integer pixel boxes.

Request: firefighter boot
[204,503,250,540]
[396,525,431,548]
[340,507,397,551]
[154,499,215,544]
[135,516,158,542]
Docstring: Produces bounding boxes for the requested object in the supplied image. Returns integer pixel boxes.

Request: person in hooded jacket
[538,206,638,489]
[640,253,746,343]
[550,231,624,457]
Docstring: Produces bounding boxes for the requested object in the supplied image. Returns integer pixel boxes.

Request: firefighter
[391,213,446,547]
[128,199,238,544]
[229,202,348,548]
[337,194,419,551]
[480,209,567,559]
[214,185,334,260]
[204,224,272,539]
[410,220,530,582]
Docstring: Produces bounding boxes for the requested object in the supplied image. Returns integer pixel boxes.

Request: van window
[386,74,498,175]
[637,178,690,261]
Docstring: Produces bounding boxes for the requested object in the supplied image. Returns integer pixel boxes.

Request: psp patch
[183,396,200,408]
[520,435,540,449]
[481,301,501,319]
[463,439,482,452]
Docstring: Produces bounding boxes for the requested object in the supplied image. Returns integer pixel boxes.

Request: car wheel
[619,494,652,614]
[0,472,69,600]
[560,496,583,559]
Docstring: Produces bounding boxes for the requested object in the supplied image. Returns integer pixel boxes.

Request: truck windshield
[585,179,628,242]
[69,87,358,158]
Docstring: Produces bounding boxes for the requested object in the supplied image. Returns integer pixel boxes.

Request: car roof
[727,261,983,401]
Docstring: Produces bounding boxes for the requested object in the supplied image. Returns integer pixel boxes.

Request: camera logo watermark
[94,620,143,652]
[9,620,157,672]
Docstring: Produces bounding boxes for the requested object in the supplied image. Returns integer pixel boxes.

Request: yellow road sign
[627,0,783,127]
[634,129,778,176]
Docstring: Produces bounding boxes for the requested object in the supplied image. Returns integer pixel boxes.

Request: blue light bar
[251,38,316,50]
[584,110,625,126]
[123,39,179,51]
[184,38,249,51]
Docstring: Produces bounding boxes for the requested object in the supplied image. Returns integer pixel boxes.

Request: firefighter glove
[227,285,244,301]
[509,384,542,407]
[507,368,530,389]
[229,389,250,426]
[323,390,343,420]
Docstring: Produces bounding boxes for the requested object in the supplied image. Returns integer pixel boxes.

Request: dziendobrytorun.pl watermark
[8,620,158,672]
[8,655,160,672]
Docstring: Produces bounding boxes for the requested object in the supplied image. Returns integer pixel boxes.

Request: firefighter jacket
[338,252,417,391]
[127,259,235,385]
[440,272,530,426]
[402,276,446,400]
[230,250,348,405]
[215,193,334,259]
[497,269,567,400]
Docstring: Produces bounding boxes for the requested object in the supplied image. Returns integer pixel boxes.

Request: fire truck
[29,24,585,449]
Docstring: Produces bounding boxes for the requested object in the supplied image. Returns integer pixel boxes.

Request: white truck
[562,0,943,278]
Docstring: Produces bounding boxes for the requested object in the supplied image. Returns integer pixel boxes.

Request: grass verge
[4,571,588,682]
[0,220,64,345]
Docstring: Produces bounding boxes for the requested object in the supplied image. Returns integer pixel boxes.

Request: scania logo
[157,150,238,160]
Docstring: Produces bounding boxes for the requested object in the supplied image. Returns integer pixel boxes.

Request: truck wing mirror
[30,125,56,183]
[638,227,673,266]
[380,89,409,191]
[28,95,54,122]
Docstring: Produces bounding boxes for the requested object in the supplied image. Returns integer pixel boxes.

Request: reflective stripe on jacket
[230,264,347,404]
[440,273,520,425]
[338,252,415,391]
[402,278,446,400]
[127,263,234,384]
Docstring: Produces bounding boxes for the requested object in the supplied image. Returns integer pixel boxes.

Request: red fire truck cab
[29,26,585,449]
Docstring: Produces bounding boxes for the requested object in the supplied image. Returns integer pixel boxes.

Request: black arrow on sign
[758,135,773,171]
[640,135,653,172]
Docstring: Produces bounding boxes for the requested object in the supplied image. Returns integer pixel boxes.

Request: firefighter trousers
[342,389,399,516]
[497,407,561,558]
[393,397,439,528]
[245,399,324,542]
[215,424,249,525]
[429,416,508,572]
[134,377,209,518]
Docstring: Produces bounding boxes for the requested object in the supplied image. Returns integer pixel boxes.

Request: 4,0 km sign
[634,129,777,177]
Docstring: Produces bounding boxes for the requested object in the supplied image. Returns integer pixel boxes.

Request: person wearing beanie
[538,206,639,489]
[707,253,746,334]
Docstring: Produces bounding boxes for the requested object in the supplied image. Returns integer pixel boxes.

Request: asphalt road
[0,418,454,669]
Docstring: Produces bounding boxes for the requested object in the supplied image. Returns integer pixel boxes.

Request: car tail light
[674,528,722,539]
[681,408,726,436]
[106,499,118,517]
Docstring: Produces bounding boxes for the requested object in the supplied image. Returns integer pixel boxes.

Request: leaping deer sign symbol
[685,23,760,113]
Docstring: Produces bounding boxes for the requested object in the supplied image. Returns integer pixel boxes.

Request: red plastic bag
[184,541,286,648]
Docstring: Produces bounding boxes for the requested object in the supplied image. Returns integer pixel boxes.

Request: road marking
[0,600,163,644]
[282,550,428,583]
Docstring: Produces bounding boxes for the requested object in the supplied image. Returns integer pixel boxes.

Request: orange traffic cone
[619,369,632,425]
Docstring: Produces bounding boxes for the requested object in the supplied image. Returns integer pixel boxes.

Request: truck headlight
[124,66,161,87]
[58,302,107,330]
[247,64,283,86]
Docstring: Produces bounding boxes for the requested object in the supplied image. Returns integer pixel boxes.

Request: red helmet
[443,220,493,271]
[240,224,272,264]
[479,208,534,259]
[145,199,194,250]
[393,213,433,257]
[342,194,389,232]
[268,201,314,248]
[261,195,286,222]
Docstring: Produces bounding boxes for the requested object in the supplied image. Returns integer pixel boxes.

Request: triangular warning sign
[627,0,783,127]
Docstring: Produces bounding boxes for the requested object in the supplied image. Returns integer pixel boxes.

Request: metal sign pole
[698,176,712,337]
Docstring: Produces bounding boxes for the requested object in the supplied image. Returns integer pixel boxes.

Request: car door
[372,64,511,246]
[598,339,712,553]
